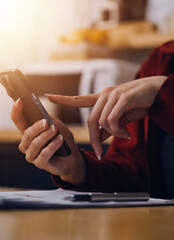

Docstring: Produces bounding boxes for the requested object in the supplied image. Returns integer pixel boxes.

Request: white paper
[0,189,173,209]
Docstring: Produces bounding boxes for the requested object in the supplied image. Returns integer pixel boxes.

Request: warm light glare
[0,0,19,33]
[0,0,85,68]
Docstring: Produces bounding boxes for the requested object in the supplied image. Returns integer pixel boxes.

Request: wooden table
[0,188,174,240]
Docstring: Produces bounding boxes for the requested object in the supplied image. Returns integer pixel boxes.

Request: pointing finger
[45,93,100,108]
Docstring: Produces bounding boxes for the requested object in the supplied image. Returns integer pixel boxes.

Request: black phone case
[0,69,71,157]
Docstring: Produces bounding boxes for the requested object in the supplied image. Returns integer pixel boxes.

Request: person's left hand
[10,98,86,185]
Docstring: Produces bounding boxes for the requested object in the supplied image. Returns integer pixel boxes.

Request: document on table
[0,188,173,209]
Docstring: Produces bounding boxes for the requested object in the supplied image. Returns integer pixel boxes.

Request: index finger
[46,93,100,108]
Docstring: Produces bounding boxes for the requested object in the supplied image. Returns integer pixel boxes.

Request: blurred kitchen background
[0,0,174,189]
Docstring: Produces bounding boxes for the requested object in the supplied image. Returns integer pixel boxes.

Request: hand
[46,76,167,158]
[11,98,86,185]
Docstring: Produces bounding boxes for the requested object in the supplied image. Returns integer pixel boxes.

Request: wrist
[60,150,86,186]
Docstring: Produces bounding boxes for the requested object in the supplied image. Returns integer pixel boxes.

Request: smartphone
[0,68,71,157]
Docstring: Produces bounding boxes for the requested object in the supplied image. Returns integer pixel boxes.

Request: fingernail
[51,124,56,132]
[15,98,21,104]
[117,133,131,140]
[42,119,47,128]
[56,134,63,143]
[58,134,63,141]
[15,98,22,107]
[122,136,131,140]
[95,151,101,160]
[97,154,101,160]
[44,94,52,97]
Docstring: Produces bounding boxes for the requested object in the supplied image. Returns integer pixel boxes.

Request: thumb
[10,98,29,134]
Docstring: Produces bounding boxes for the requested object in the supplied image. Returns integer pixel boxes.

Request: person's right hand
[46,76,167,159]
[10,98,86,185]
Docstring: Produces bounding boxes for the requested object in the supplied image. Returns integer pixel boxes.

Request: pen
[65,192,150,202]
